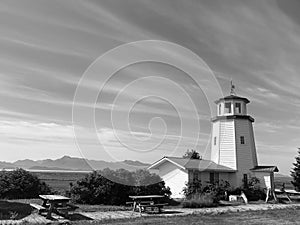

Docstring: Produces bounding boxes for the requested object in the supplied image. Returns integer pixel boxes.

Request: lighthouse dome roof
[215,95,250,104]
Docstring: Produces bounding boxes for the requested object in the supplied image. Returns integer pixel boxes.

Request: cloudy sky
[0,0,300,175]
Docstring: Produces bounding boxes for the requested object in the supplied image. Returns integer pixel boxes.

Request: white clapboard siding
[219,120,236,169]
[211,121,220,163]
[158,162,188,198]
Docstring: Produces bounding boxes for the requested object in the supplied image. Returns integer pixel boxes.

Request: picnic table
[32,195,77,219]
[128,195,168,213]
[274,189,300,202]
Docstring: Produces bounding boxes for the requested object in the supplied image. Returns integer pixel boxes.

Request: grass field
[32,171,89,194]
[71,208,300,225]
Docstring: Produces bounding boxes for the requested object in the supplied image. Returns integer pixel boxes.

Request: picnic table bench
[30,203,47,214]
[128,195,168,213]
[30,195,78,219]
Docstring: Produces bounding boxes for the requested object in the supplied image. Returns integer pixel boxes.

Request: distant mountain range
[0,156,150,171]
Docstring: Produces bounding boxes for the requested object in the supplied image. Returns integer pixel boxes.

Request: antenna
[230,80,236,96]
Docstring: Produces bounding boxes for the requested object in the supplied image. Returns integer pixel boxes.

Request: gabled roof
[250,166,279,172]
[148,156,236,172]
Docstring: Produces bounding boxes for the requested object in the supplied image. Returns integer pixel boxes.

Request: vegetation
[70,168,171,205]
[0,168,51,199]
[182,149,201,159]
[182,193,216,208]
[182,180,231,208]
[0,200,32,220]
[70,208,300,225]
[242,177,266,201]
[291,148,300,191]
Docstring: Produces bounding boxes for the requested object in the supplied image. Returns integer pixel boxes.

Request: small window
[218,104,222,115]
[243,174,248,188]
[214,137,217,145]
[209,172,214,184]
[240,136,245,144]
[209,172,219,184]
[194,171,199,181]
[224,102,232,114]
[188,170,193,182]
[235,103,241,114]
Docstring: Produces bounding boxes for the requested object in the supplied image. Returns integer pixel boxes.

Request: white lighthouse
[210,85,259,186]
[149,83,278,198]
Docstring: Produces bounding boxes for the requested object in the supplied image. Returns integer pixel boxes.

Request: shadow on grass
[161,210,183,214]
[67,213,93,221]
[0,200,32,220]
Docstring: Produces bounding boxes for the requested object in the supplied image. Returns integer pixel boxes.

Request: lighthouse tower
[210,84,258,186]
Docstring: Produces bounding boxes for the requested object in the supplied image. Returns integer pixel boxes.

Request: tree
[291,148,300,191]
[183,149,201,159]
[0,168,51,199]
[70,168,171,205]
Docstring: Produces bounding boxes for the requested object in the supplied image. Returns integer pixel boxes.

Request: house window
[209,172,219,184]
[240,136,245,144]
[193,171,200,181]
[214,137,217,145]
[243,174,248,188]
[224,102,232,114]
[235,103,241,114]
[188,170,193,182]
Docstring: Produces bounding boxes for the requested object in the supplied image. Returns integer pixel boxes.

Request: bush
[70,168,171,205]
[182,193,217,208]
[230,177,266,201]
[0,168,52,199]
[183,179,231,202]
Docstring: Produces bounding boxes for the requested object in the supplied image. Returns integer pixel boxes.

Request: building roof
[148,156,236,172]
[215,95,250,104]
[250,166,279,172]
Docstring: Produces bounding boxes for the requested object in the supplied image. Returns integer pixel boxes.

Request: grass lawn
[71,208,300,225]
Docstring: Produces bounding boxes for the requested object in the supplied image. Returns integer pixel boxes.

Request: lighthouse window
[240,136,245,144]
[224,102,232,114]
[219,104,222,115]
[235,103,241,113]
[214,137,217,145]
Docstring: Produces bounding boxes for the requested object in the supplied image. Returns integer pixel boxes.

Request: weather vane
[230,79,236,96]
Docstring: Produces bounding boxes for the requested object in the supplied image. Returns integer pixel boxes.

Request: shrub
[230,177,266,201]
[0,168,51,199]
[183,179,231,202]
[183,180,202,198]
[182,193,217,208]
[70,168,171,205]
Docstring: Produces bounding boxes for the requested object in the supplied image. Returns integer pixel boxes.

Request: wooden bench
[54,203,78,218]
[30,203,47,214]
[138,203,168,213]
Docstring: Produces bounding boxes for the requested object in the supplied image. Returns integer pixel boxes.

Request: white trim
[148,157,186,170]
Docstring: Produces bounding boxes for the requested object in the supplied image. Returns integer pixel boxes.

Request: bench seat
[30,203,47,214]
[138,203,168,213]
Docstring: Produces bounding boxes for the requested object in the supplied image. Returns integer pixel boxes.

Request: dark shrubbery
[182,180,231,208]
[182,176,266,208]
[229,177,266,201]
[70,168,171,205]
[241,177,266,201]
[0,168,51,199]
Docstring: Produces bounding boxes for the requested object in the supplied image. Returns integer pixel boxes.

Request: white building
[149,91,278,198]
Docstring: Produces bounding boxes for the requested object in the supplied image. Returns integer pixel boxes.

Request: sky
[0,0,300,175]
